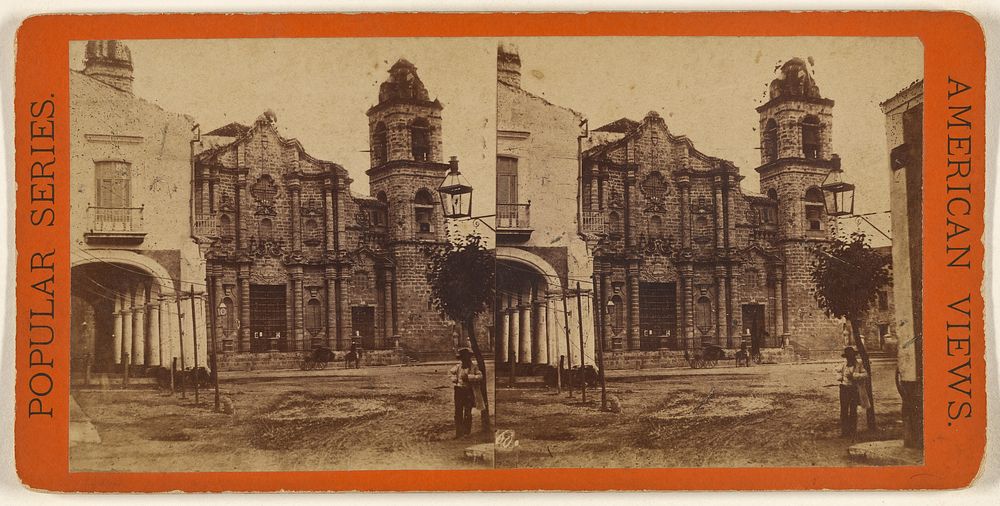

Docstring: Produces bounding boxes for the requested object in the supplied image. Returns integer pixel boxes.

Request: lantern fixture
[821,170,856,217]
[605,298,615,315]
[437,156,473,219]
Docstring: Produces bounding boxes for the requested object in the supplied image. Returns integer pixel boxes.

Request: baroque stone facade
[195,59,454,362]
[581,58,844,357]
[496,48,849,367]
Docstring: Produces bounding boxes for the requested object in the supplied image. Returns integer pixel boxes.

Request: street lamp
[437,156,473,219]
[821,170,855,217]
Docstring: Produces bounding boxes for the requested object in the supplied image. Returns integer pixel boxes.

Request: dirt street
[71,362,496,472]
[494,359,918,468]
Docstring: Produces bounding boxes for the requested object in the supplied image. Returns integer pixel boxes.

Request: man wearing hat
[449,347,482,438]
[837,346,869,436]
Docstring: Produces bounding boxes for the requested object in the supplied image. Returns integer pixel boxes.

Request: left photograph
[68,38,497,471]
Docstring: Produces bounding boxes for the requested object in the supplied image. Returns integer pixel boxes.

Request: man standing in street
[449,347,482,438]
[838,346,869,437]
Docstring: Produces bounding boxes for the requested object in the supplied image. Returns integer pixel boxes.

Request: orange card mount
[13,12,985,492]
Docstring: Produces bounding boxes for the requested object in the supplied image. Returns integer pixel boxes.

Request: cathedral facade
[581,58,844,359]
[195,59,455,365]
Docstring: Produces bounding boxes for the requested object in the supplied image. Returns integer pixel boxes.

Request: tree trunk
[851,318,877,431]
[466,316,492,435]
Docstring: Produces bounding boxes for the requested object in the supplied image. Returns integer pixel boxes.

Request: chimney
[497,42,522,88]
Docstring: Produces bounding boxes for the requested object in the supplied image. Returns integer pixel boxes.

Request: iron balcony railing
[496,202,531,229]
[580,211,608,235]
[88,206,143,233]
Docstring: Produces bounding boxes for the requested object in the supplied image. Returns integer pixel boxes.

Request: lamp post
[437,156,473,219]
[820,170,856,217]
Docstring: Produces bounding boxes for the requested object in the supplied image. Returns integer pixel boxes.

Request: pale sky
[70,38,497,220]
[71,36,920,244]
[506,36,923,219]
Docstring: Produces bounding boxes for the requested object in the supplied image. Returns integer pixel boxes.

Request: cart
[300,345,334,370]
[686,343,727,369]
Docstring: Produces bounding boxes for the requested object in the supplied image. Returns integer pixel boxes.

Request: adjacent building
[881,79,923,448]
[70,40,209,376]
[496,44,597,371]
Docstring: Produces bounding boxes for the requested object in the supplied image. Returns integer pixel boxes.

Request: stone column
[235,175,247,249]
[497,306,508,364]
[545,297,558,363]
[713,177,725,250]
[509,307,519,365]
[535,297,548,364]
[518,301,530,364]
[679,273,689,345]
[325,267,337,349]
[714,269,724,346]
[112,294,123,365]
[285,280,294,349]
[239,274,251,352]
[715,267,728,347]
[121,303,132,367]
[291,269,304,351]
[337,269,352,346]
[289,181,302,251]
[159,295,170,365]
[132,286,145,366]
[684,268,695,345]
[324,182,336,252]
[627,270,640,350]
[678,176,691,249]
[148,294,161,367]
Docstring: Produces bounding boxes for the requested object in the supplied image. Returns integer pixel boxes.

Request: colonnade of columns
[112,281,208,369]
[498,282,595,368]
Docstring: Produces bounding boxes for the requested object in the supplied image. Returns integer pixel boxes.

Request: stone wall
[603,346,799,370]
[217,348,405,371]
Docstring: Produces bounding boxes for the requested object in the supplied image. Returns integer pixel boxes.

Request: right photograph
[493,37,924,468]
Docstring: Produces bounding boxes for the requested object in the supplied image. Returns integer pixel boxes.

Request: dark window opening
[763,119,779,162]
[258,218,273,239]
[802,115,821,159]
[414,188,435,235]
[411,118,431,161]
[372,122,388,165]
[305,298,323,335]
[805,187,825,232]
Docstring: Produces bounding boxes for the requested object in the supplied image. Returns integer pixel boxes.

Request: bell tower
[365,58,452,358]
[754,57,842,356]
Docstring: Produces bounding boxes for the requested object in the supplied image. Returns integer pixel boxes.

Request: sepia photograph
[493,36,924,468]
[67,38,498,471]
[65,33,926,474]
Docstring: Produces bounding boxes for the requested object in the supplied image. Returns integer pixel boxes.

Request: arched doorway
[495,247,561,369]
[71,251,176,376]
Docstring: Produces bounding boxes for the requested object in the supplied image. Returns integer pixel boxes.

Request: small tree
[425,233,494,434]
[811,231,891,431]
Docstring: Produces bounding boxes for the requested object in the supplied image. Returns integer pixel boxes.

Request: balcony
[84,206,146,245]
[193,215,219,239]
[580,211,608,236]
[496,202,532,242]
